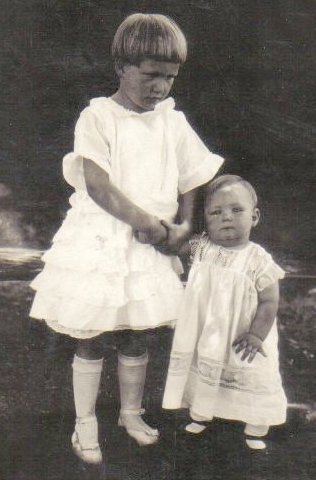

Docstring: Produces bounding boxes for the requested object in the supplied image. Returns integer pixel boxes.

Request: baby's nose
[222,210,233,221]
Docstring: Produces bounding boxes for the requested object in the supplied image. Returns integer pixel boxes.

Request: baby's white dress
[163,234,287,427]
[30,98,223,338]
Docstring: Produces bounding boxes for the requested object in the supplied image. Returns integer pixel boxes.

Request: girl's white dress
[30,98,223,338]
[163,234,287,427]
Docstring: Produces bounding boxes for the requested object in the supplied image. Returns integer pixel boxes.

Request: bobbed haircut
[111,13,187,65]
[205,175,258,207]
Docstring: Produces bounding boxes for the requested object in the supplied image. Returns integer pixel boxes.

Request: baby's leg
[116,330,159,445]
[244,424,269,450]
[72,336,104,464]
[185,412,213,434]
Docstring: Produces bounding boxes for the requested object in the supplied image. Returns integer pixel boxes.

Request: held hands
[134,218,190,255]
[232,333,267,363]
[155,220,191,255]
[134,216,168,245]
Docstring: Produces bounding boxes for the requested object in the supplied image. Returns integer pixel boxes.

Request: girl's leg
[244,424,269,450]
[116,330,159,446]
[72,336,104,464]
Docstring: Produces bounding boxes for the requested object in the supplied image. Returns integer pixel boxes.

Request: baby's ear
[252,207,260,227]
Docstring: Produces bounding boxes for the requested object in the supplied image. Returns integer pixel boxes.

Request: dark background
[1,0,315,261]
[0,3,316,478]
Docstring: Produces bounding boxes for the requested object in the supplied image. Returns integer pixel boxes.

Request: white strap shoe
[118,408,159,446]
[71,416,103,464]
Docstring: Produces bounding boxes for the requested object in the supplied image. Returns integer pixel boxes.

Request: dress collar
[90,96,175,117]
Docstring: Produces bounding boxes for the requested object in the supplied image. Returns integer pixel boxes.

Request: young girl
[163,175,287,450]
[29,13,224,464]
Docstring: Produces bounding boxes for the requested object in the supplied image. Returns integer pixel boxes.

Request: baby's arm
[83,159,167,244]
[232,281,279,363]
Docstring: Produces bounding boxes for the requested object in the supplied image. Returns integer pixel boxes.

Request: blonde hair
[111,13,187,65]
[205,175,258,206]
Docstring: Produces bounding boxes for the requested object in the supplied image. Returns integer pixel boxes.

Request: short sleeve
[175,113,224,193]
[63,107,111,190]
[255,252,285,292]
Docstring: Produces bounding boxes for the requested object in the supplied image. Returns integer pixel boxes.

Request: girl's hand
[232,333,267,363]
[134,216,168,245]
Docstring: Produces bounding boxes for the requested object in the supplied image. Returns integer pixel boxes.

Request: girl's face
[115,58,179,113]
[205,184,260,248]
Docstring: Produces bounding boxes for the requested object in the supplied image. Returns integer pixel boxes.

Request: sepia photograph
[0,1,315,479]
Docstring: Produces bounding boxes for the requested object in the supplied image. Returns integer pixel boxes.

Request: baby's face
[205,184,260,248]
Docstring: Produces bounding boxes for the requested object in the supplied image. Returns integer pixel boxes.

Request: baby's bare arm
[83,158,167,244]
[232,282,279,363]
[249,282,279,340]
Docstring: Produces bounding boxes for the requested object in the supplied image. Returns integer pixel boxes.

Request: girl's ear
[114,59,125,78]
[252,208,260,227]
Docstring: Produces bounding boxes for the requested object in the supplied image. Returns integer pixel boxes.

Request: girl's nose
[152,78,168,96]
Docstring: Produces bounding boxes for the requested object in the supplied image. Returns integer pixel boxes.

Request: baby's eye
[210,210,221,216]
[232,207,243,213]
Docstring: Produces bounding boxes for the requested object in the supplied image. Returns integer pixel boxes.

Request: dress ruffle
[30,97,224,338]
[30,207,184,337]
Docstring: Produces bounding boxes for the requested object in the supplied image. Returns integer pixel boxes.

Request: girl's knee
[76,336,104,360]
[117,330,147,357]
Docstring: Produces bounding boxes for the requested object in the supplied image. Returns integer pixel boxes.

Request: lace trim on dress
[167,352,193,375]
[193,356,283,395]
[44,318,175,339]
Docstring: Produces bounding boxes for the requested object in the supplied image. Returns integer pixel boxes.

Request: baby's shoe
[118,408,159,446]
[184,415,212,434]
[245,435,266,450]
[72,416,103,464]
[185,420,210,434]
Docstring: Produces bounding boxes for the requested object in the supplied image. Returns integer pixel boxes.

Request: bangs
[112,13,187,64]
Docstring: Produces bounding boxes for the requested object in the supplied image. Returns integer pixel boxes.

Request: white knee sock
[72,354,103,420]
[117,352,148,412]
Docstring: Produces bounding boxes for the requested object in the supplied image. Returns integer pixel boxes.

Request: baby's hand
[157,220,190,255]
[232,333,267,363]
[134,217,168,245]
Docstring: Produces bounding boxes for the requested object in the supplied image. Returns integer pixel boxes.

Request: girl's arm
[83,158,167,244]
[232,281,279,363]
[160,188,198,254]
